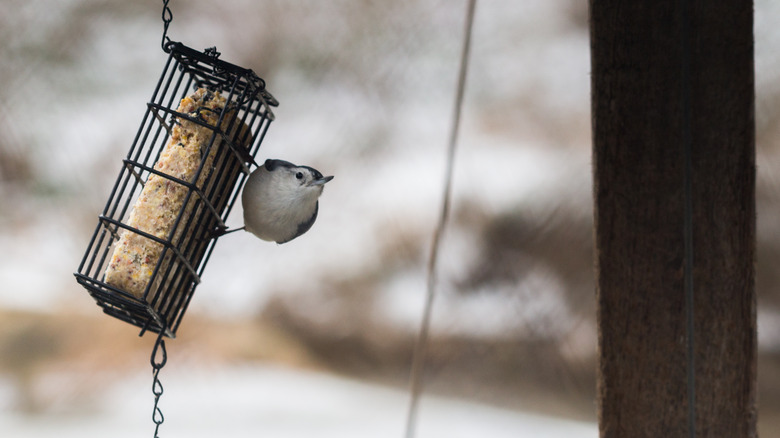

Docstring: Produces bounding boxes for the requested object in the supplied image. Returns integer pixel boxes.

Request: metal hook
[161,0,173,52]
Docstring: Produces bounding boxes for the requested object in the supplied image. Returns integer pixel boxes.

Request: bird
[240,158,333,244]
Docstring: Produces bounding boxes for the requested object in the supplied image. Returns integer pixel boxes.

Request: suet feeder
[74,41,278,338]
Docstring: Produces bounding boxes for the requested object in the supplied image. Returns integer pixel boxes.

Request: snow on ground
[0,364,597,438]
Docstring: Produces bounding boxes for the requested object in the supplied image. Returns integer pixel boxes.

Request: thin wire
[680,0,696,436]
[404,1,476,437]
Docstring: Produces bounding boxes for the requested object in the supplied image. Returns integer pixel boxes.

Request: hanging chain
[151,330,168,437]
[161,0,173,50]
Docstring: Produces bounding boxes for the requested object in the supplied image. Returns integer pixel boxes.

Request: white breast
[242,168,321,243]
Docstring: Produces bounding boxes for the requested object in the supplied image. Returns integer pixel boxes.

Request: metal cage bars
[75,42,278,338]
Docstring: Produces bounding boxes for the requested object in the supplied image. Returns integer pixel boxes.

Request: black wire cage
[75,41,278,338]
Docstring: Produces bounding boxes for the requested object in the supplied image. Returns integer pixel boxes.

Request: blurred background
[0,0,778,436]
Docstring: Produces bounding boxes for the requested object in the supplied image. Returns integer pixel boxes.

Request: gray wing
[277,202,319,244]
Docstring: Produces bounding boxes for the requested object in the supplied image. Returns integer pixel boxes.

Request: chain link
[151,331,168,437]
[161,0,173,50]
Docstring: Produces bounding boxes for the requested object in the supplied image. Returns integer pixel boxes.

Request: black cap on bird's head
[263,158,333,186]
[264,158,294,171]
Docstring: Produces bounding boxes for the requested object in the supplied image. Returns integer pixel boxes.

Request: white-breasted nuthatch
[241,158,334,244]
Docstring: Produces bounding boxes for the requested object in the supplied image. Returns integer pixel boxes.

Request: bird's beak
[309,175,334,187]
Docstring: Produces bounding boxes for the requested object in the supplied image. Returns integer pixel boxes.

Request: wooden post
[590,1,756,437]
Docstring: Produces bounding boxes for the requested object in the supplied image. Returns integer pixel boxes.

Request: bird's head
[262,159,334,199]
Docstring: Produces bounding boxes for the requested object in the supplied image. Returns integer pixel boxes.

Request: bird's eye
[296,172,303,180]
